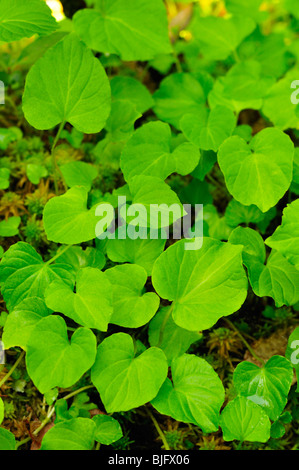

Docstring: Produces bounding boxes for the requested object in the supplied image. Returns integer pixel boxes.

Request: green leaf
[26,163,47,185]
[270,420,286,439]
[0,128,21,150]
[105,264,159,328]
[208,76,262,114]
[149,307,202,362]
[152,238,247,331]
[105,99,141,141]
[192,150,217,181]
[180,179,213,206]
[0,168,10,190]
[60,162,98,191]
[262,69,299,130]
[239,33,287,79]
[233,356,294,421]
[220,397,271,442]
[225,200,264,227]
[222,60,274,101]
[43,186,112,244]
[45,267,113,331]
[202,205,233,241]
[0,216,20,237]
[283,0,299,18]
[266,199,299,270]
[121,121,200,181]
[181,105,236,152]
[0,428,16,450]
[218,128,294,212]
[233,124,252,141]
[56,245,105,272]
[249,251,299,307]
[110,76,153,114]
[23,33,111,133]
[225,0,266,21]
[73,0,171,61]
[285,327,299,392]
[91,333,168,413]
[2,297,51,350]
[93,415,123,445]
[124,176,185,229]
[151,354,224,432]
[26,315,97,393]
[228,226,266,267]
[230,227,299,306]
[106,235,166,276]
[41,417,96,450]
[190,14,256,61]
[0,0,57,42]
[0,242,75,311]
[153,73,206,129]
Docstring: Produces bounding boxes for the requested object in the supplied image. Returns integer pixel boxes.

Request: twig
[146,408,170,450]
[0,350,25,389]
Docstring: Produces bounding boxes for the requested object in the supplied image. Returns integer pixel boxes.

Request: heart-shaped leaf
[23,33,111,133]
[152,238,247,331]
[218,128,294,212]
[105,264,160,328]
[2,297,51,350]
[56,245,106,273]
[73,0,171,61]
[220,397,271,442]
[106,235,166,276]
[124,176,185,229]
[43,186,113,244]
[93,415,123,445]
[26,315,97,393]
[45,267,113,331]
[91,333,168,412]
[0,0,57,42]
[190,14,256,61]
[181,106,236,152]
[41,418,96,450]
[151,354,225,432]
[153,73,206,129]
[0,242,75,311]
[0,216,21,237]
[233,356,294,421]
[111,76,153,114]
[121,121,200,181]
[60,161,98,191]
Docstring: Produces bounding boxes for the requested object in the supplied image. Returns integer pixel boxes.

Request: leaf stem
[16,405,55,449]
[233,49,241,63]
[62,384,94,401]
[51,121,66,194]
[0,350,25,389]
[224,318,265,366]
[146,408,170,450]
[156,304,173,348]
[45,244,72,266]
[173,48,182,73]
[15,384,95,449]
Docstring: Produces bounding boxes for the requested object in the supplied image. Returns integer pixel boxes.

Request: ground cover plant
[0,0,299,451]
